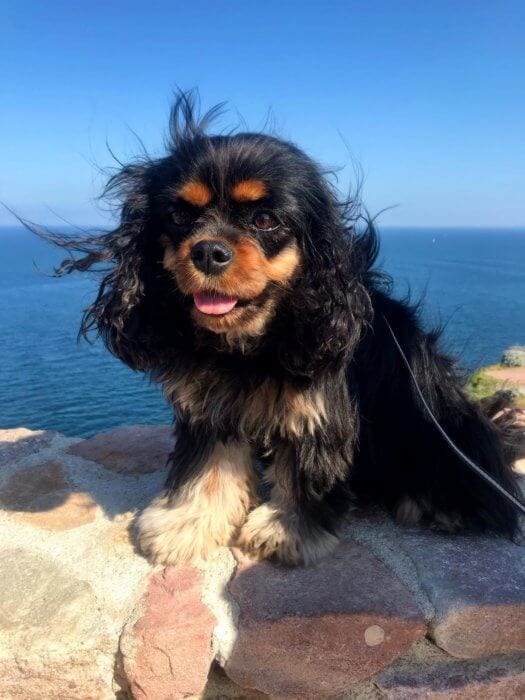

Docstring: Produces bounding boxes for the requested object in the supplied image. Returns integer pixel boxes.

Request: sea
[1,226,524,438]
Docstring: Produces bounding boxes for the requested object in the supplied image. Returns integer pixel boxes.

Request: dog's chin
[189,292,275,337]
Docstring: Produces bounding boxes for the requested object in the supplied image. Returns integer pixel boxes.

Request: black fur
[38,91,520,558]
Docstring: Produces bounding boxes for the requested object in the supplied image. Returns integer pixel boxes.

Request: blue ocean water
[0,226,524,437]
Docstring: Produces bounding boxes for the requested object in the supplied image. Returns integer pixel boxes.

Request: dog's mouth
[189,288,273,336]
[193,292,240,316]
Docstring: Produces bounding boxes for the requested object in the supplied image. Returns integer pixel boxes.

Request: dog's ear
[29,90,222,371]
[33,162,173,370]
[278,199,375,378]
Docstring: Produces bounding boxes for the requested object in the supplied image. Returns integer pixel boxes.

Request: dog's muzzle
[190,239,233,275]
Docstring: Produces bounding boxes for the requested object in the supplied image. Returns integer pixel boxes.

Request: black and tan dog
[44,93,520,566]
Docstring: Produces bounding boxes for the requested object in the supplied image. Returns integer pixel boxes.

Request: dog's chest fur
[163,365,327,445]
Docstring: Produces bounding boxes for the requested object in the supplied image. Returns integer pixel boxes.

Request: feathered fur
[36,91,521,565]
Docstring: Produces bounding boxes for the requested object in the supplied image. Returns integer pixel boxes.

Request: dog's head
[48,93,375,375]
[158,133,309,339]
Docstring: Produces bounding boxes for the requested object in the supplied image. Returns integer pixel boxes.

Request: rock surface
[68,423,174,474]
[0,426,163,698]
[0,459,99,530]
[0,427,57,467]
[413,535,525,658]
[0,548,109,699]
[120,566,217,699]
[1,425,524,699]
[349,526,525,661]
[344,520,525,660]
[225,544,426,697]
[374,639,525,699]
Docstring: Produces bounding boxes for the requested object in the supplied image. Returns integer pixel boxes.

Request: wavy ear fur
[275,191,378,379]
[26,92,234,370]
[28,161,172,370]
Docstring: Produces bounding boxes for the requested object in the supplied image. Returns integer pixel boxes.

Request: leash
[382,315,525,516]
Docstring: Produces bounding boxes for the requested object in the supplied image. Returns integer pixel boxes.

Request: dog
[44,92,520,566]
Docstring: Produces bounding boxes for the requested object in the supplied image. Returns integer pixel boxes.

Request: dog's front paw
[136,492,240,565]
[237,503,339,566]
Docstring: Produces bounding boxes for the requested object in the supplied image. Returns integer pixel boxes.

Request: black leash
[383,315,525,516]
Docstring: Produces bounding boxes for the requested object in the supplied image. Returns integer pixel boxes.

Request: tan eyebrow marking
[178,181,212,207]
[231,179,268,202]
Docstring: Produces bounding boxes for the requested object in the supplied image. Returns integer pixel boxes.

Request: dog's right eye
[171,208,195,227]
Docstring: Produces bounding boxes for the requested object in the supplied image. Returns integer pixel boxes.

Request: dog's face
[53,98,371,374]
[155,136,307,337]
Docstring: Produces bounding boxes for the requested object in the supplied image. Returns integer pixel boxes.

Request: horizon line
[1,223,524,232]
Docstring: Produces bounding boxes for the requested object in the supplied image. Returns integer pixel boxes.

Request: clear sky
[1,0,524,227]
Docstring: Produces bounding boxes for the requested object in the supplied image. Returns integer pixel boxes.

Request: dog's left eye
[252,211,280,231]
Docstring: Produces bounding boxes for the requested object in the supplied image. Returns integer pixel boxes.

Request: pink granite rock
[120,565,216,699]
[68,424,173,474]
[225,542,426,698]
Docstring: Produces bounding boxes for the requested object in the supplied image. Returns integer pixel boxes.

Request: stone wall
[0,425,523,699]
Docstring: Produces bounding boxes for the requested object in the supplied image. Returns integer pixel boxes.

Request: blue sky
[1,0,524,227]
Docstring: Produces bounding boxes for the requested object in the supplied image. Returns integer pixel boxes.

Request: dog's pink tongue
[194,293,238,315]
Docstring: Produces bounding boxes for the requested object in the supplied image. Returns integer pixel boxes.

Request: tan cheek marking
[222,240,301,292]
[178,180,212,207]
[215,238,271,297]
[264,243,301,283]
[228,238,268,279]
[231,179,268,202]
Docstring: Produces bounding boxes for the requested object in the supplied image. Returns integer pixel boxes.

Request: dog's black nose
[190,240,233,275]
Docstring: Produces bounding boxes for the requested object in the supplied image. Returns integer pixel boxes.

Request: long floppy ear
[30,162,173,370]
[277,196,376,378]
[27,90,223,371]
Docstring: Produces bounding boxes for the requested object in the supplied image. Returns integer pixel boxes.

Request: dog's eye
[171,208,196,227]
[252,211,279,231]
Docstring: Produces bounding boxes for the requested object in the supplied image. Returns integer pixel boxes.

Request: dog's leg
[237,486,340,566]
[137,425,257,565]
[237,438,353,566]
